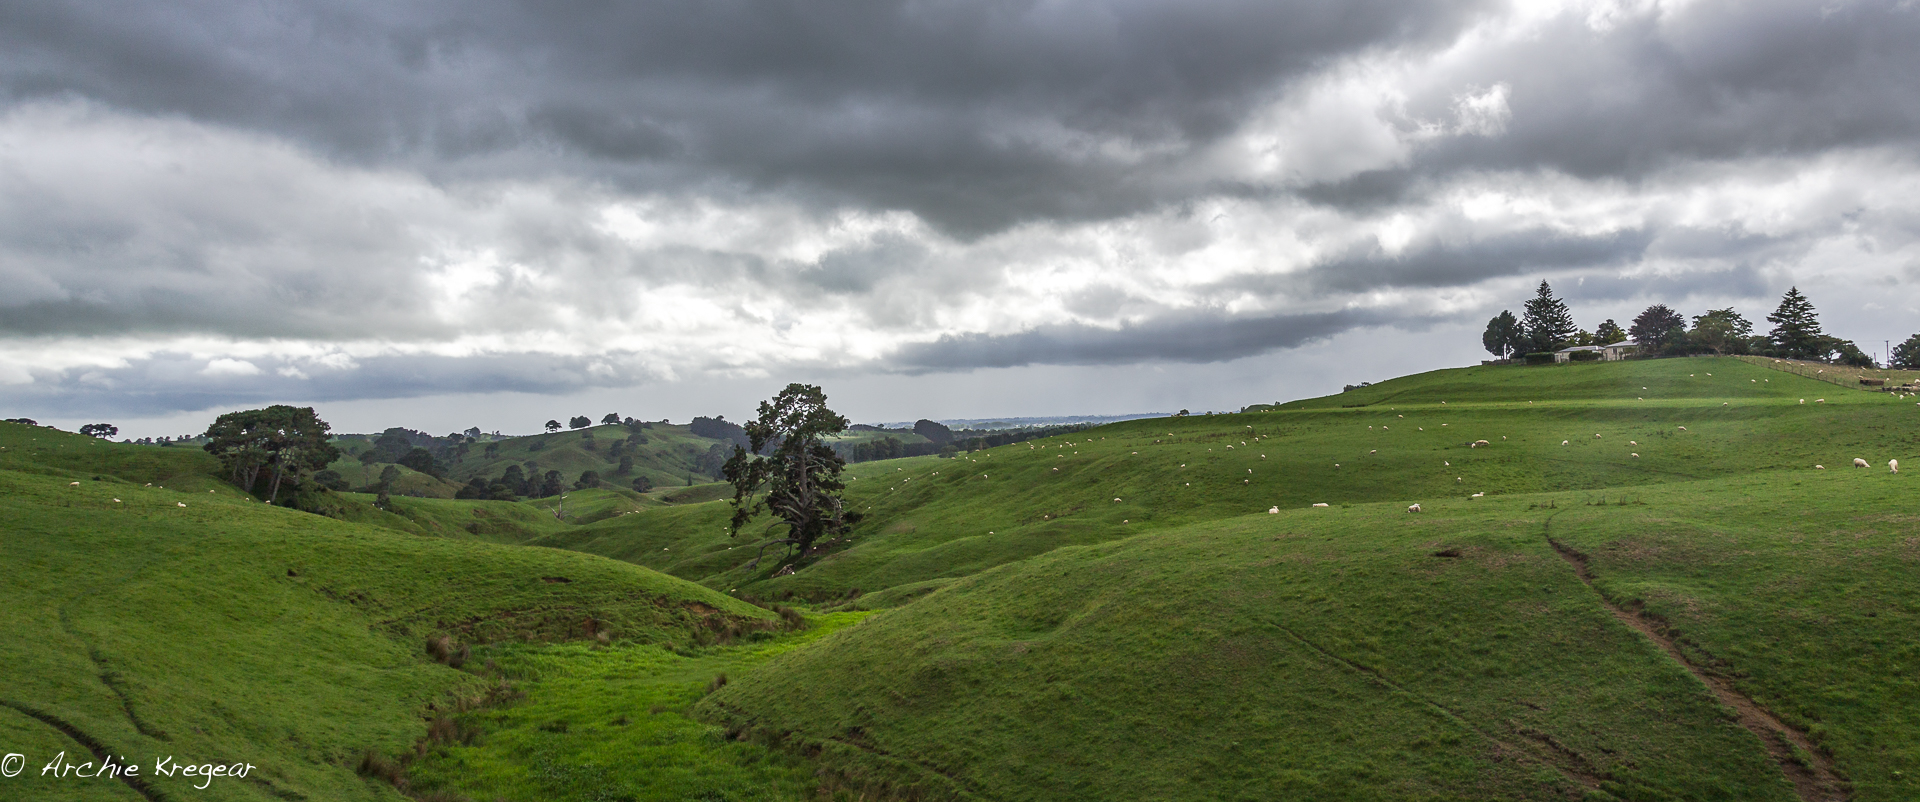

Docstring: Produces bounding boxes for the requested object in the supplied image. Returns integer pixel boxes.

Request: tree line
[1484,282,1881,366]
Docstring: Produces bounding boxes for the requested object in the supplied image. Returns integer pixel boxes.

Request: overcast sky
[3,0,1918,437]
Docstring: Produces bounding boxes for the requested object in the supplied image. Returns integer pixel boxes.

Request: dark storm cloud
[891,306,1425,371]
[3,350,657,419]
[0,0,1488,234]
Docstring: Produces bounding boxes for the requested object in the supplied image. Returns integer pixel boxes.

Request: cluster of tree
[2,417,36,425]
[78,423,118,438]
[1485,284,1876,366]
[202,406,341,505]
[835,422,1095,463]
[454,463,568,500]
[690,415,752,447]
[1481,282,1625,358]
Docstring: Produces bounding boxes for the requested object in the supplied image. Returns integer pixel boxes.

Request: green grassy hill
[0,422,780,801]
[545,357,1915,800]
[10,356,1920,801]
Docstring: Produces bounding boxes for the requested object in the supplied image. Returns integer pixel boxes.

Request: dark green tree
[397,447,442,479]
[1593,319,1627,345]
[1689,308,1754,355]
[538,470,565,497]
[1892,334,1920,370]
[544,420,562,433]
[357,449,379,485]
[631,475,653,493]
[722,383,862,569]
[79,423,118,438]
[1521,281,1577,353]
[601,413,621,425]
[1766,287,1825,359]
[378,464,401,489]
[568,416,591,430]
[618,455,634,474]
[203,405,341,504]
[573,470,602,490]
[1482,310,1523,358]
[1629,304,1685,350]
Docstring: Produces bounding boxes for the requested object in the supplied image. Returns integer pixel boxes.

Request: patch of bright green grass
[406,612,868,802]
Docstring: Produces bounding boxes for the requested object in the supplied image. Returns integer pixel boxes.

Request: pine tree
[1892,334,1920,370]
[1521,281,1576,353]
[1765,287,1824,360]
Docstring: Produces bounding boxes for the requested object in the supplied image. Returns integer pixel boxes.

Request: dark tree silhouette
[1893,334,1920,370]
[723,383,862,569]
[1766,287,1825,360]
[601,413,621,425]
[544,420,562,433]
[1629,304,1686,350]
[203,406,340,504]
[79,423,118,439]
[1521,281,1577,353]
[1482,310,1522,358]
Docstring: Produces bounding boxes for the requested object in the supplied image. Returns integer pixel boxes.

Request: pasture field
[5,355,1918,801]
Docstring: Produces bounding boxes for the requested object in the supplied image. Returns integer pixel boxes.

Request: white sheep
[1854,458,1869,468]
[1474,440,1490,446]
[1562,440,1569,446]
[1408,503,1422,513]
[1815,464,1825,469]
[67,481,79,487]
[1677,426,1687,431]
[1370,449,1377,454]
[1312,502,1330,507]
[1595,434,1602,438]
[1470,492,1484,499]
[1630,453,1639,458]
[1268,506,1280,514]
[1816,399,1825,403]
[1891,459,1900,474]
[1630,441,1637,445]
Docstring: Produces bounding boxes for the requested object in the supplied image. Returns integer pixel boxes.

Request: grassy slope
[550,357,1919,601]
[444,423,731,489]
[676,358,1920,800]
[0,422,775,802]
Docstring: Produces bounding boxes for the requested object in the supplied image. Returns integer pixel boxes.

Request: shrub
[1570,350,1601,361]
[774,605,807,630]
[1523,352,1556,365]
[355,750,406,788]
[706,673,729,694]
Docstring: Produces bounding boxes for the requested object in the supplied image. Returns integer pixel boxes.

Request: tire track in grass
[0,699,166,802]
[1266,621,1603,791]
[1542,513,1848,802]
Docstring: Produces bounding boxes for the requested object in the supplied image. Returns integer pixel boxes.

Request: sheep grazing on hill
[1630,453,1640,458]
[1815,465,1825,470]
[1369,449,1377,454]
[1595,433,1602,439]
[1891,459,1900,473]
[1854,458,1869,468]
[1800,399,1806,404]
[1268,506,1280,514]
[67,481,78,487]
[1408,503,1422,513]
[1561,440,1569,446]
[1312,502,1330,507]
[1677,426,1687,431]
[1470,492,1485,499]
[1816,399,1826,403]
[1473,439,1490,447]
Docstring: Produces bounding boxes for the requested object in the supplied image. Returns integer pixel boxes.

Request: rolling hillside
[0,422,780,801]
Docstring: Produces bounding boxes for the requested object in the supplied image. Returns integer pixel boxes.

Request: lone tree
[1481,310,1523,358]
[1521,281,1577,353]
[203,405,340,504]
[722,383,862,569]
[544,419,562,433]
[1766,287,1825,360]
[1629,304,1685,350]
[1892,334,1920,370]
[79,423,118,439]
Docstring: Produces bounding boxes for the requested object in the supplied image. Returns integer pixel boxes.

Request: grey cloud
[0,0,1487,234]
[890,306,1427,371]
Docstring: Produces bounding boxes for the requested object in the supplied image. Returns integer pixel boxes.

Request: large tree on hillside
[203,405,340,504]
[1593,319,1627,345]
[1629,304,1685,350]
[1689,308,1754,355]
[1766,287,1825,360]
[723,383,862,569]
[1521,281,1577,353]
[1482,310,1523,358]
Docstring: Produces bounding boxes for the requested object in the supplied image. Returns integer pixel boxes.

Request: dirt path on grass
[0,699,166,802]
[1542,518,1848,802]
